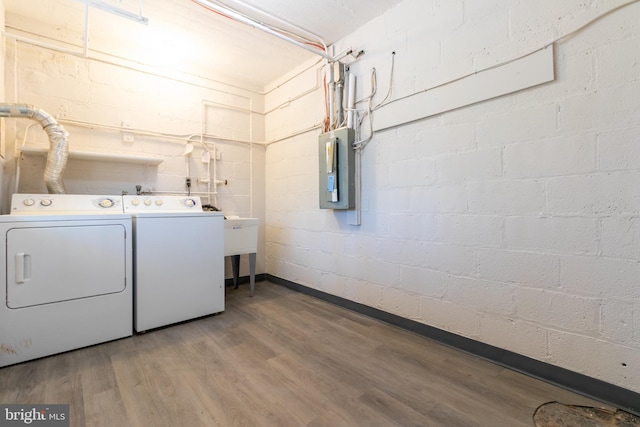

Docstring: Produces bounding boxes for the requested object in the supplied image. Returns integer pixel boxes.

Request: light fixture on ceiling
[74,0,149,25]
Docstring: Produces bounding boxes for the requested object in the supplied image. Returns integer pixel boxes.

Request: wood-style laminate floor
[1,281,607,427]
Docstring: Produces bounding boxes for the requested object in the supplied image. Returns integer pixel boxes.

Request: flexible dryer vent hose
[0,103,69,194]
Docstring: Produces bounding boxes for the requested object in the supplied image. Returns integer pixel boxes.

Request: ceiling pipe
[192,0,336,62]
[213,0,327,53]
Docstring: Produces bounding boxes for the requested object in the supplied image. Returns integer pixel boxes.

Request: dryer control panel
[11,194,123,214]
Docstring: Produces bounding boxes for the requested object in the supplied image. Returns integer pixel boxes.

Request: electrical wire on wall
[324,48,367,132]
[369,0,640,117]
[347,51,395,151]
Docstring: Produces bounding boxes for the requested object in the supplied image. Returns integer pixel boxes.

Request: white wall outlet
[121,121,134,143]
[122,132,135,143]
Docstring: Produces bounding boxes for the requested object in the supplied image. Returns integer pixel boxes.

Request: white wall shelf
[19,146,163,166]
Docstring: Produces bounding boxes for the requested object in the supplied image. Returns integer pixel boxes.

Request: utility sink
[223,217,259,256]
[224,217,259,297]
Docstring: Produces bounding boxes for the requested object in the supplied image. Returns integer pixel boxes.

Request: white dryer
[0,194,132,367]
[123,195,224,332]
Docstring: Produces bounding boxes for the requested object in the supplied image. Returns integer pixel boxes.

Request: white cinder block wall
[265,0,640,393]
[2,0,266,277]
[0,0,5,204]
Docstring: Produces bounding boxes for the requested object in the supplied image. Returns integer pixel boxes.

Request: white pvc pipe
[336,77,344,127]
[212,144,218,206]
[206,153,212,205]
[347,72,356,129]
[349,74,360,225]
[353,147,361,225]
[3,32,84,57]
[83,3,90,57]
[327,61,335,130]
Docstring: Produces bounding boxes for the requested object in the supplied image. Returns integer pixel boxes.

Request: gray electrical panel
[318,127,355,209]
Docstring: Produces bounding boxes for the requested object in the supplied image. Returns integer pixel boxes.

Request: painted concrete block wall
[0,0,5,207]
[265,0,640,393]
[2,3,266,277]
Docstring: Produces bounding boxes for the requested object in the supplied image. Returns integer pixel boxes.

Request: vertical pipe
[249,98,254,216]
[353,146,361,225]
[249,143,253,216]
[327,61,335,130]
[347,72,356,129]
[82,3,90,57]
[212,143,218,207]
[185,152,191,185]
[200,99,210,204]
[206,150,211,205]
[349,73,361,226]
[336,75,344,127]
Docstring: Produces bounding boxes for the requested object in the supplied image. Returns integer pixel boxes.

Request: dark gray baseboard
[224,273,267,288]
[266,274,640,417]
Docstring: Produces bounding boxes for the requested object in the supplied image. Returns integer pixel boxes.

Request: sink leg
[249,252,256,297]
[231,255,240,289]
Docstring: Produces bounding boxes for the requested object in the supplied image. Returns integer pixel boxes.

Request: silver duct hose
[0,103,69,194]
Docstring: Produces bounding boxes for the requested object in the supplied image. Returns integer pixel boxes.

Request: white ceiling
[4,0,404,89]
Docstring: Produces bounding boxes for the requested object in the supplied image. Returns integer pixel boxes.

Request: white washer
[123,195,224,332]
[1,194,132,367]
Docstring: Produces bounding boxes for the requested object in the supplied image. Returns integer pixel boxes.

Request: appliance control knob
[23,198,35,206]
[40,199,52,206]
[144,199,152,206]
[155,199,163,206]
[184,198,196,207]
[131,198,140,206]
[99,198,114,208]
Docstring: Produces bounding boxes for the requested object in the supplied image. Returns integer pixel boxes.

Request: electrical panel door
[319,127,355,209]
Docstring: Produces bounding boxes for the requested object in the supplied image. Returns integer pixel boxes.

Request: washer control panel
[123,195,203,213]
[11,194,123,214]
